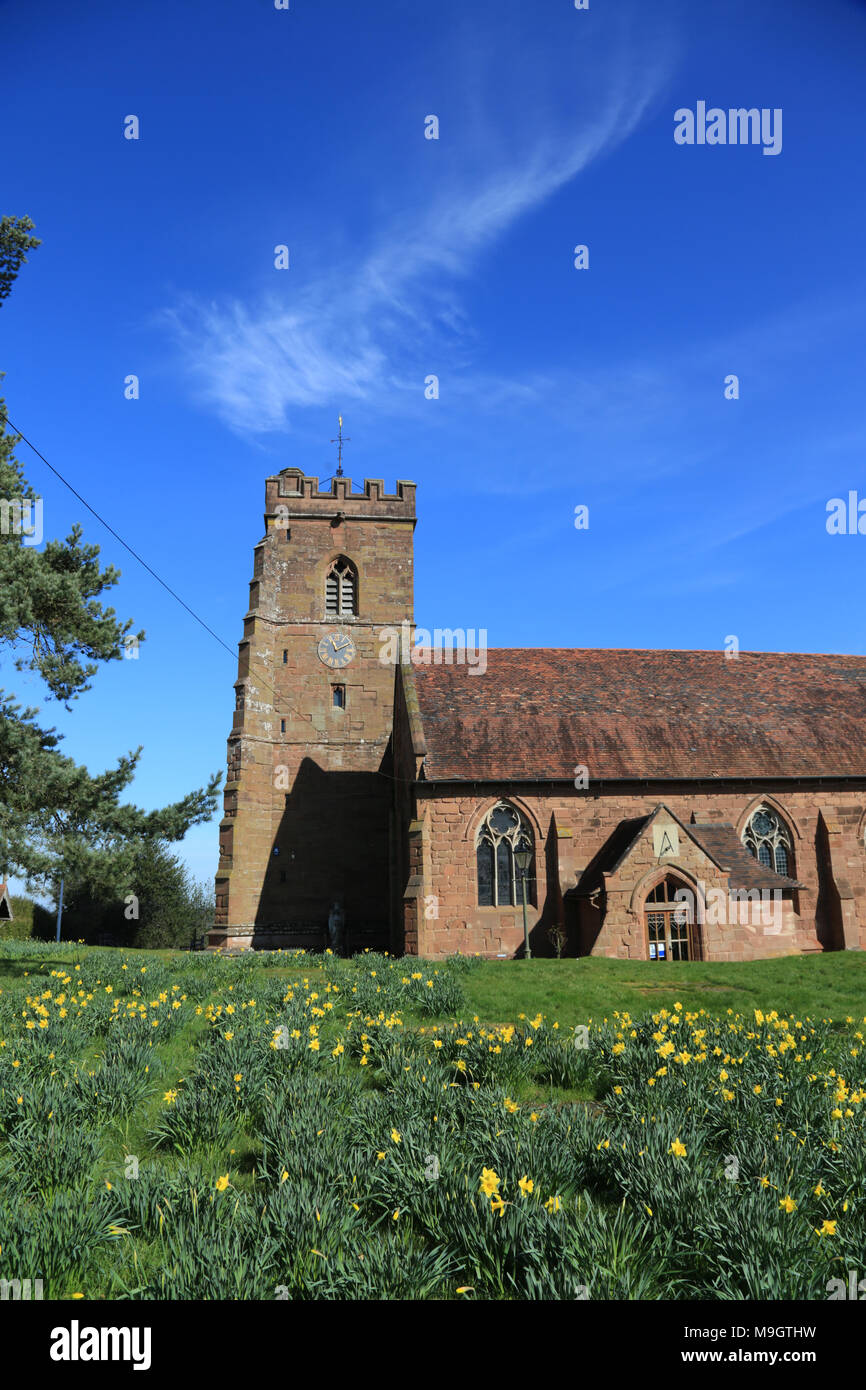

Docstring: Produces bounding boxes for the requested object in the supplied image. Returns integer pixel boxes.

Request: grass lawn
[2,947,863,1025]
[459,952,866,1026]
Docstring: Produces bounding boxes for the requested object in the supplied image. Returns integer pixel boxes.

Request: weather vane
[330,415,350,477]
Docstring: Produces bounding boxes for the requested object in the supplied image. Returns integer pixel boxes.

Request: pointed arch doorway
[643,875,702,962]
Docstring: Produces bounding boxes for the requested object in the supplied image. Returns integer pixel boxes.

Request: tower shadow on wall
[562,816,650,957]
[516,817,568,958]
[252,755,392,953]
[814,811,845,950]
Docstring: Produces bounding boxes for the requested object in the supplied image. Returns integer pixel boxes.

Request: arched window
[742,805,793,877]
[325,557,357,616]
[476,801,534,907]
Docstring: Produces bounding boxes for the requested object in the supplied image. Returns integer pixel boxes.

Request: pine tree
[0,216,40,305]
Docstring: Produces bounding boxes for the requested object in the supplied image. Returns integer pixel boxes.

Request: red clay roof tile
[410,649,866,781]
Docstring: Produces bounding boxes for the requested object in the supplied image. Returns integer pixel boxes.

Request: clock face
[317,631,357,669]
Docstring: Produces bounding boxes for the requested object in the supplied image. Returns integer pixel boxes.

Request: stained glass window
[475,801,534,907]
[743,805,793,878]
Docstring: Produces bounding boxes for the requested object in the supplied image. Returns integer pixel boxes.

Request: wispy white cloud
[161,19,674,434]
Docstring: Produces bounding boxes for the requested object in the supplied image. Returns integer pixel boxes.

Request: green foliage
[0,215,40,307]
[0,895,53,941]
[58,841,214,950]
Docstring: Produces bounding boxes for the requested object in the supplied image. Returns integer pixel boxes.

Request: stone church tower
[210,462,865,963]
[208,466,416,950]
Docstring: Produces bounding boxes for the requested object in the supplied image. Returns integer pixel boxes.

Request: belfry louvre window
[325,557,357,616]
[742,806,793,877]
[476,801,534,908]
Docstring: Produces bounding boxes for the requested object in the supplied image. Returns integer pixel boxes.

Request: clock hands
[319,633,354,666]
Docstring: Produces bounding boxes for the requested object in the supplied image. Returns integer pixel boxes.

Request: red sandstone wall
[210,470,415,947]
[405,784,866,961]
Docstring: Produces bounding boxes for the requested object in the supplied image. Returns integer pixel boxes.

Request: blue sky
[2,0,866,894]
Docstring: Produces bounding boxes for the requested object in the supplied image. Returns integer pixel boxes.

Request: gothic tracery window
[325,557,357,616]
[742,805,793,877]
[476,801,534,907]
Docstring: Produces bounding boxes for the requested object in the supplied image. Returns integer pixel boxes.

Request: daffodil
[479,1167,500,1197]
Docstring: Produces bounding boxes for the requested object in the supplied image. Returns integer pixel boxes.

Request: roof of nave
[408,648,866,781]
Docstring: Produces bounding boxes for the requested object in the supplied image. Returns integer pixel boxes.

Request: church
[207,464,866,961]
